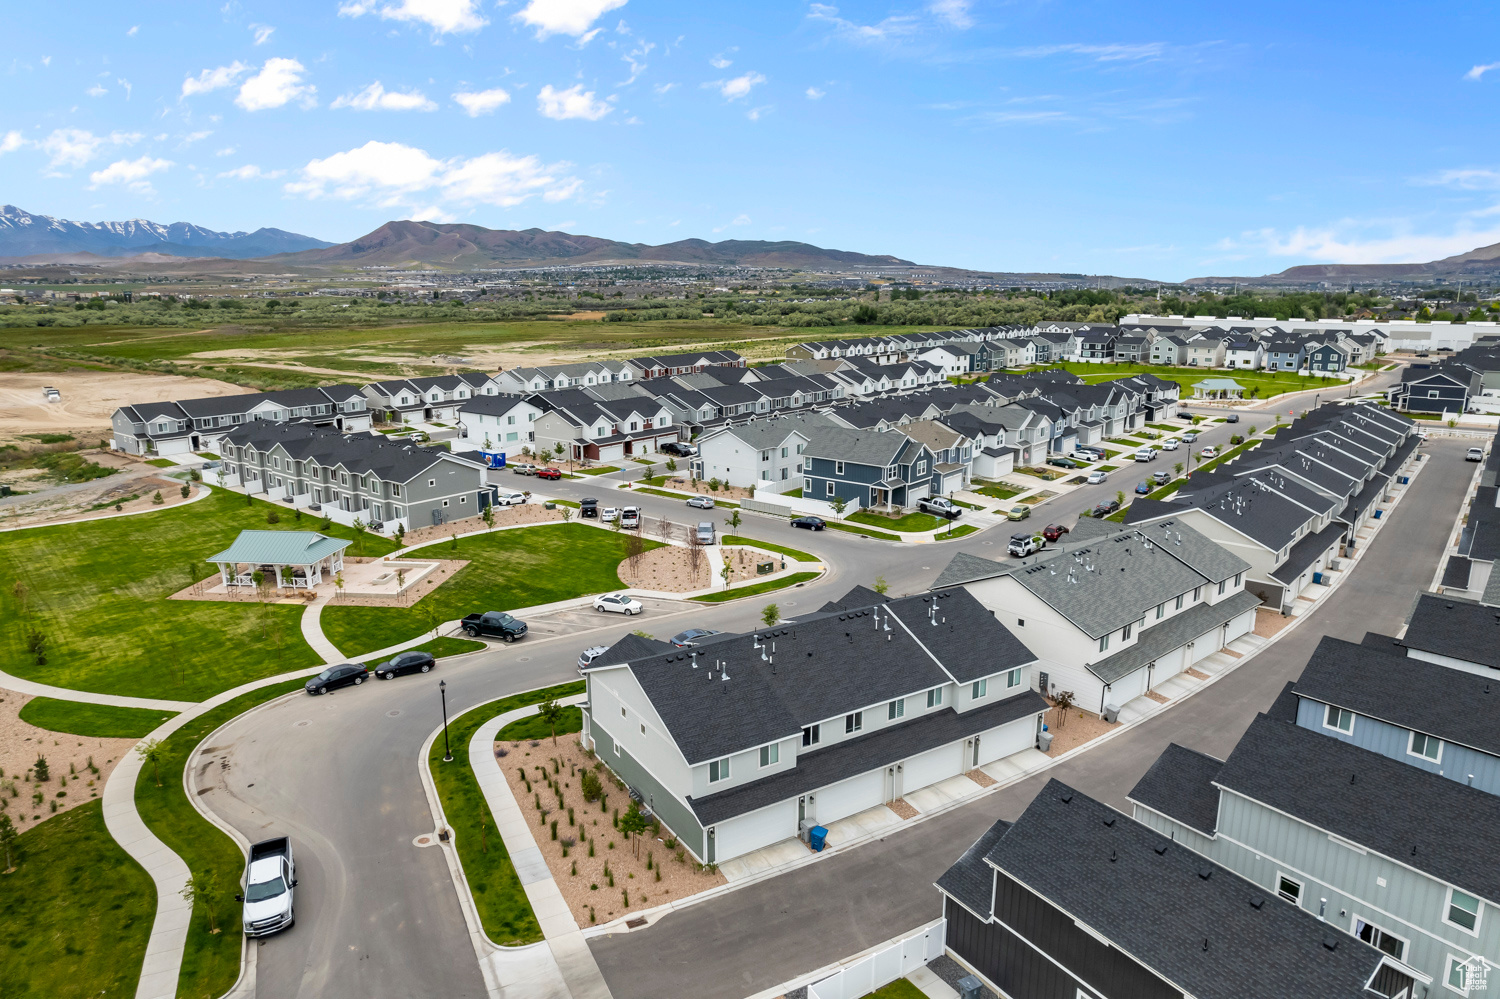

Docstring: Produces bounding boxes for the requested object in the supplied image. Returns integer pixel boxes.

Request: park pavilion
[207,530,351,591]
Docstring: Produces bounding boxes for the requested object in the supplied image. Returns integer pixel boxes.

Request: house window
[835,461,845,475]
[926,687,943,708]
[1447,889,1481,933]
[845,712,862,733]
[1005,668,1022,689]
[1122,622,1133,641]
[1155,603,1165,620]
[1175,594,1184,610]
[762,450,771,462]
[1448,955,1475,994]
[759,744,779,768]
[442,499,450,508]
[1017,618,1025,627]
[709,758,730,783]
[1353,916,1407,961]
[428,479,436,487]
[1410,731,1443,762]
[826,481,835,497]
[1099,634,1110,653]
[802,724,820,746]
[1277,874,1302,904]
[781,447,789,458]
[1234,572,1242,586]
[888,699,905,720]
[916,460,927,475]
[1218,579,1226,595]
[972,679,988,699]
[613,742,620,757]
[1192,586,1202,602]
[1324,705,1354,734]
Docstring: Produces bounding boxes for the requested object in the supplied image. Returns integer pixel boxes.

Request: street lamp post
[439,679,453,763]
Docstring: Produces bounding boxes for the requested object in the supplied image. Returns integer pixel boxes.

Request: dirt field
[0,472,199,529]
[0,370,248,444]
[0,690,138,834]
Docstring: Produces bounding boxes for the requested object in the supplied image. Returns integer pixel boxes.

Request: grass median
[691,571,822,602]
[846,510,945,532]
[358,636,486,666]
[429,681,584,946]
[823,521,901,541]
[18,698,178,738]
[720,535,818,562]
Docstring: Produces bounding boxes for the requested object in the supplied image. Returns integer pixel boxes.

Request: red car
[1043,523,1069,542]
[534,466,562,480]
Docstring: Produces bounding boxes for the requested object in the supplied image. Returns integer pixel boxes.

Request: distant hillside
[1187,239,1500,286]
[268,219,916,269]
[0,205,333,260]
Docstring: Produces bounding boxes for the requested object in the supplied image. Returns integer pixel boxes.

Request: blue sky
[4,0,1499,281]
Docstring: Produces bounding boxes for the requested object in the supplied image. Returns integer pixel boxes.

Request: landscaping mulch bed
[887,798,920,820]
[1041,700,1118,757]
[963,768,997,788]
[1144,690,1170,705]
[0,690,135,834]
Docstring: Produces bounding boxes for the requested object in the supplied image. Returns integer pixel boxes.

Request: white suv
[1468,447,1485,462]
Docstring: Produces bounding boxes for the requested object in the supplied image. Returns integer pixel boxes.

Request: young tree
[1173,461,1184,477]
[180,483,191,499]
[720,563,733,591]
[760,603,779,628]
[152,490,165,505]
[395,522,406,547]
[32,754,50,782]
[181,871,225,934]
[537,700,566,745]
[665,457,677,474]
[25,630,46,667]
[553,441,565,467]
[1115,490,1125,506]
[624,531,645,577]
[655,515,673,547]
[619,801,651,858]
[481,502,495,529]
[136,739,163,786]
[873,576,890,595]
[1051,690,1076,730]
[830,496,848,518]
[352,517,367,555]
[727,509,742,534]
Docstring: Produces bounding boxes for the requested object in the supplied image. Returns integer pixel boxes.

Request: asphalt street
[196,369,1409,999]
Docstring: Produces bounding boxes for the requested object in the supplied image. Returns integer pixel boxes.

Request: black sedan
[374,650,436,680]
[792,516,826,531]
[671,628,722,647]
[305,663,370,695]
[1091,499,1121,518]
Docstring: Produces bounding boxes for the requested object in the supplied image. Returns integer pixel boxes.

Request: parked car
[1133,448,1157,462]
[1181,431,1199,443]
[1468,447,1486,462]
[1007,505,1032,521]
[917,496,962,519]
[1161,438,1180,451]
[1008,533,1044,557]
[580,497,599,518]
[1046,456,1081,469]
[304,662,369,695]
[620,506,641,529]
[594,593,643,616]
[1091,499,1121,518]
[1225,413,1240,423]
[695,521,716,545]
[374,650,436,679]
[660,441,697,457]
[1074,447,1105,462]
[792,516,826,531]
[535,466,562,481]
[238,837,296,937]
[1086,470,1108,485]
[600,506,620,523]
[1042,523,1069,542]
[1152,470,1172,485]
[671,628,722,647]
[1135,481,1152,495]
[511,462,535,476]
[687,495,715,510]
[1199,445,1219,459]
[494,489,527,506]
[578,644,609,673]
[461,611,528,641]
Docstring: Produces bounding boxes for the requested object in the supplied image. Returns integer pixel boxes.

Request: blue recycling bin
[808,825,828,852]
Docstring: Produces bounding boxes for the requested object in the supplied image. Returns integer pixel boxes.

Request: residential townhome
[1183,333,1227,368]
[1306,339,1351,373]
[938,779,1417,999]
[897,419,973,495]
[916,343,975,376]
[1387,362,1479,415]
[626,349,745,378]
[1112,333,1151,363]
[111,384,371,456]
[1076,327,1118,361]
[1114,372,1182,421]
[1264,340,1308,371]
[361,373,498,424]
[690,412,840,489]
[1023,330,1066,364]
[976,404,1055,467]
[527,386,679,462]
[1148,334,1189,366]
[493,360,634,394]
[1395,592,1500,678]
[933,519,1257,718]
[1013,397,1079,455]
[580,587,1046,865]
[801,427,938,511]
[938,406,1018,480]
[1129,710,1500,993]
[215,422,488,532]
[1223,335,1265,370]
[455,395,542,451]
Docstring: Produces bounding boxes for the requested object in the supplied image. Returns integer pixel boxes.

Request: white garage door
[714,799,797,862]
[814,769,884,826]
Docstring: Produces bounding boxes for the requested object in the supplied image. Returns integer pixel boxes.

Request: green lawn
[431,682,584,946]
[18,698,178,738]
[846,510,945,532]
[631,485,739,506]
[134,678,308,999]
[973,482,1023,501]
[869,979,928,999]
[0,488,397,701]
[0,800,156,999]
[359,635,486,666]
[720,536,819,562]
[936,524,980,540]
[691,571,822,602]
[1057,361,1335,401]
[497,704,583,742]
[321,524,659,657]
[573,465,621,475]
[824,521,901,541]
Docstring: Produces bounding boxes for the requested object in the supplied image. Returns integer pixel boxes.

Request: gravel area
[498,735,725,927]
[1041,698,1118,756]
[0,690,136,833]
[0,474,200,529]
[927,955,998,999]
[1253,607,1293,637]
[617,544,774,592]
[399,502,565,547]
[888,798,919,820]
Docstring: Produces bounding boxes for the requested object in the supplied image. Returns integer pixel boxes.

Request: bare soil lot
[0,370,247,443]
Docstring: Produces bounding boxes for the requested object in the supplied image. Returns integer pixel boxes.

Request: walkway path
[0,669,197,711]
[299,594,345,663]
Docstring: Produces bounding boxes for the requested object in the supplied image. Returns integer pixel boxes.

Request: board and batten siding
[1144,787,1499,986]
[585,668,693,796]
[586,722,707,863]
[1294,696,1500,797]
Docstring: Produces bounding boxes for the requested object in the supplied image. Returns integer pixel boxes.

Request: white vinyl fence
[807,919,946,999]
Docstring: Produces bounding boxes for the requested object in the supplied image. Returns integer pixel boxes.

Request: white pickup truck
[237,836,297,936]
[917,496,963,519]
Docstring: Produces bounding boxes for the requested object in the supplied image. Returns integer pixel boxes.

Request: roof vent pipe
[1318,898,1327,921]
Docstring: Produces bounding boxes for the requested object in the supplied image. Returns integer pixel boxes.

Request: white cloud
[710,53,733,69]
[1008,42,1168,62]
[127,25,139,36]
[332,81,437,111]
[928,0,973,28]
[0,131,24,154]
[514,0,628,39]
[1232,219,1500,265]
[653,82,677,94]
[180,130,213,147]
[746,105,773,121]
[805,86,825,99]
[236,58,315,111]
[215,146,237,156]
[252,24,276,45]
[87,84,108,97]
[712,213,751,233]
[339,0,488,34]
[181,62,250,98]
[1416,168,1500,191]
[284,139,581,211]
[1465,62,1500,81]
[39,128,139,168]
[218,164,286,180]
[453,87,511,116]
[89,155,173,194]
[807,4,922,44]
[119,78,132,100]
[537,83,613,120]
[716,71,766,101]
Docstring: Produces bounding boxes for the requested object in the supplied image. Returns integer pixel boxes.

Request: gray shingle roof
[1268,522,1344,584]
[800,427,918,466]
[1090,589,1260,685]
[1402,592,1500,669]
[976,780,1392,999]
[933,817,1007,916]
[1216,713,1500,904]
[1128,742,1224,835]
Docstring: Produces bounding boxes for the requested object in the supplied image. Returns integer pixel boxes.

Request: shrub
[266,510,280,524]
[579,768,603,802]
[32,755,50,782]
[152,490,164,505]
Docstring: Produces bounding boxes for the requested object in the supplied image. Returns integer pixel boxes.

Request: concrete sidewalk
[0,669,197,711]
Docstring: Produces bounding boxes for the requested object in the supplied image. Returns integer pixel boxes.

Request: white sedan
[594,592,643,616]
[1086,470,1108,484]
[600,507,620,522]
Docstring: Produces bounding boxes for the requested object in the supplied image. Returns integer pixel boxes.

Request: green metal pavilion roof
[1192,378,1246,391]
[207,530,351,566]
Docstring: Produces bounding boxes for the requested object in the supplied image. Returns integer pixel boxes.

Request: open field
[1057,361,1341,400]
[0,489,397,700]
[0,368,247,444]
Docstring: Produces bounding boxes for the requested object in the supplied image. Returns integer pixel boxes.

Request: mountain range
[0,205,334,259]
[1186,241,1500,286]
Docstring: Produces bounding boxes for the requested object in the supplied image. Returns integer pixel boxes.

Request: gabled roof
[1128,742,1224,835]
[1401,592,1500,669]
[701,412,840,451]
[800,427,923,467]
[207,530,350,566]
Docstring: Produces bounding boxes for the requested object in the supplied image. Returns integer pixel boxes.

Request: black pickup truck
[460,611,528,642]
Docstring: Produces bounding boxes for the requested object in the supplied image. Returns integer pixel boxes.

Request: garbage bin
[544,501,556,510]
[1102,703,1120,724]
[1312,571,1324,585]
[808,825,828,852]
[1037,730,1054,752]
[957,974,984,999]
